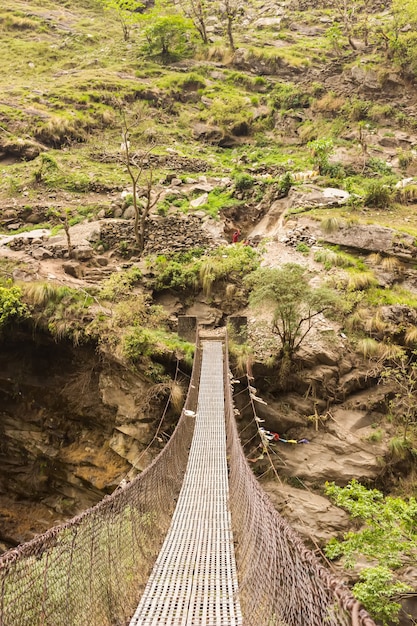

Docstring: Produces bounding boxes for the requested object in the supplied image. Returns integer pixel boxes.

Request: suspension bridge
[0,330,376,626]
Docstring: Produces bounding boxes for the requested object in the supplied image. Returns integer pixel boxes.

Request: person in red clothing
[232,229,241,243]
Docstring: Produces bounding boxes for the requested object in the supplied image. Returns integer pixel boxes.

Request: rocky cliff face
[0,330,174,551]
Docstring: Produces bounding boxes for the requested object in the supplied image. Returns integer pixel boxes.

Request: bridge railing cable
[0,343,203,626]
[222,330,376,626]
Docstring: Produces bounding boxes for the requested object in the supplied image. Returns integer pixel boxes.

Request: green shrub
[308,138,333,174]
[277,172,293,196]
[99,267,142,301]
[270,82,310,110]
[325,479,417,569]
[296,242,310,254]
[123,326,194,367]
[0,283,28,328]
[149,251,202,291]
[142,15,195,58]
[342,97,370,121]
[398,149,414,170]
[234,172,255,191]
[367,157,393,176]
[314,247,357,269]
[364,180,392,208]
[199,245,260,296]
[353,567,411,626]
[193,188,240,218]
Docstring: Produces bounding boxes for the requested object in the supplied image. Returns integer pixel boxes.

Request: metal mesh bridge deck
[129,340,242,626]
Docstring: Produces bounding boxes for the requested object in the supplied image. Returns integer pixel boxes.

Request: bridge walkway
[129,339,242,626]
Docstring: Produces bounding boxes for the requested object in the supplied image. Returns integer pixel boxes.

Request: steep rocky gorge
[5,175,417,626]
[0,329,183,551]
[2,171,417,624]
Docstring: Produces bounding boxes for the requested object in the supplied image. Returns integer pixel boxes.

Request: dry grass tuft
[347,271,376,291]
[169,380,185,413]
[345,308,370,331]
[321,217,342,234]
[313,93,345,116]
[356,338,403,361]
[204,45,235,65]
[366,311,390,335]
[404,326,417,346]
[24,282,62,306]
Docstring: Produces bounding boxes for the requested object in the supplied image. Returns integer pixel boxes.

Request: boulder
[380,304,417,325]
[350,65,380,90]
[72,245,94,261]
[253,17,284,29]
[190,193,208,208]
[193,123,224,143]
[317,222,417,260]
[263,482,351,545]
[273,431,383,484]
[31,247,53,260]
[63,262,84,278]
[95,256,109,267]
[189,182,215,194]
[122,206,136,220]
[1,138,44,161]
[286,185,350,209]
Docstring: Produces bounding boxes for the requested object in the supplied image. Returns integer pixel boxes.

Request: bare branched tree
[48,207,73,257]
[217,0,243,51]
[175,0,209,44]
[98,0,144,42]
[330,0,375,50]
[330,0,359,50]
[119,109,162,254]
[381,355,417,442]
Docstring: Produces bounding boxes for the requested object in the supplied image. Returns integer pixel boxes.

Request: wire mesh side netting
[223,336,377,626]
[0,346,202,626]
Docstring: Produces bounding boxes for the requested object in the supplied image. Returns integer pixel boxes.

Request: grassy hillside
[1,0,416,229]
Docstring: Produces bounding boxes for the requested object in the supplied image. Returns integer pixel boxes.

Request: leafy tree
[33,153,58,184]
[0,283,28,329]
[245,264,337,359]
[392,0,417,28]
[217,0,243,51]
[325,24,344,58]
[143,13,194,56]
[308,138,334,174]
[97,0,143,41]
[375,0,417,74]
[328,0,361,50]
[328,0,374,49]
[325,480,416,624]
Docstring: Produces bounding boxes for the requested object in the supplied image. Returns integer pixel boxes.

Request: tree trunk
[132,179,141,250]
[227,17,235,51]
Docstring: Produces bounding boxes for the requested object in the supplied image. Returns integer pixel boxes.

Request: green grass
[123,326,195,368]
[365,285,417,308]
[314,246,359,269]
[190,188,242,218]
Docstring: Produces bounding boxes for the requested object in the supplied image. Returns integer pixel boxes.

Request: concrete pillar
[228,316,247,344]
[178,316,197,343]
